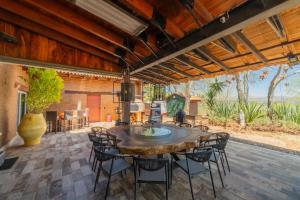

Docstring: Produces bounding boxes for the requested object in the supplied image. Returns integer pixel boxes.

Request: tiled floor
[0,131,300,200]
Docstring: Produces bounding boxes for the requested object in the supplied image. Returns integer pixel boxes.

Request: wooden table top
[107,124,211,155]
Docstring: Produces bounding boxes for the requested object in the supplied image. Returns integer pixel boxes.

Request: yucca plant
[205,79,226,113]
[240,102,264,124]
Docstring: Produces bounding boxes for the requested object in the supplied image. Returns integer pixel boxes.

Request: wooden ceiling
[0,0,300,84]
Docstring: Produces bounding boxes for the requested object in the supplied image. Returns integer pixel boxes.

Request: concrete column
[122,72,131,124]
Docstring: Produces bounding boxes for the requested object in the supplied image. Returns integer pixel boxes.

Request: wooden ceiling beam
[0,0,123,60]
[133,75,158,84]
[144,69,180,83]
[135,74,167,85]
[121,0,184,39]
[158,63,193,78]
[196,47,230,71]
[175,55,211,74]
[140,71,171,83]
[130,0,299,74]
[0,9,118,64]
[233,30,268,63]
[23,0,152,59]
[24,0,124,47]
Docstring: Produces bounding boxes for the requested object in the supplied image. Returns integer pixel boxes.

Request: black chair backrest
[214,133,230,150]
[144,120,158,125]
[134,157,168,171]
[94,146,115,162]
[186,147,213,163]
[46,111,57,121]
[91,133,117,147]
[91,126,107,134]
[116,121,129,126]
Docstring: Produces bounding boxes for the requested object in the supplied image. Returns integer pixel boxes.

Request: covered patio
[1,131,299,200]
[1,0,300,200]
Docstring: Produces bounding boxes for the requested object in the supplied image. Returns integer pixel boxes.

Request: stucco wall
[0,64,27,146]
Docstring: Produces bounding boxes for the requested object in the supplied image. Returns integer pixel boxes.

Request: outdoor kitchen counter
[107,124,211,155]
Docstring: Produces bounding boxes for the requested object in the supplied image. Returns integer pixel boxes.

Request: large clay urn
[18,113,47,146]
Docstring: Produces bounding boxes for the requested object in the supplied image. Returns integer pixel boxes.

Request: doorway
[17,91,27,126]
[87,95,101,122]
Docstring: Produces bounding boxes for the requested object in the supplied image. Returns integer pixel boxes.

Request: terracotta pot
[18,113,47,146]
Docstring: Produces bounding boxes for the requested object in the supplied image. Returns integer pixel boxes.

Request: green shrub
[240,102,265,124]
[21,67,64,113]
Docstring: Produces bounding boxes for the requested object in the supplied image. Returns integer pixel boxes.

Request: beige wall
[0,64,27,146]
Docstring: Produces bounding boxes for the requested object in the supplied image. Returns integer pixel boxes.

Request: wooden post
[122,71,131,124]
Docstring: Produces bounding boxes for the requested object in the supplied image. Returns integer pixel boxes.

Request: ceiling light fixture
[74,0,148,36]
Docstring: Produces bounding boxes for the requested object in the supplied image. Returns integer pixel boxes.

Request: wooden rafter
[0,9,118,63]
[174,55,210,74]
[144,69,180,83]
[233,31,268,63]
[158,63,193,78]
[196,47,230,71]
[266,15,285,38]
[130,0,299,74]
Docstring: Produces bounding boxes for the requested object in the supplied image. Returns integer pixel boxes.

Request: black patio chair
[91,133,118,170]
[209,132,231,175]
[172,147,221,199]
[93,146,131,199]
[133,157,170,200]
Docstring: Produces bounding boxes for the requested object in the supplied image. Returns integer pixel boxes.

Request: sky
[169,64,300,101]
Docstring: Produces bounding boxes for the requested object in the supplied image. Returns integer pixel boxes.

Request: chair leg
[223,150,231,172]
[208,161,216,198]
[89,146,94,163]
[165,181,168,200]
[219,151,226,176]
[213,150,224,188]
[93,162,102,192]
[105,160,114,200]
[186,159,194,200]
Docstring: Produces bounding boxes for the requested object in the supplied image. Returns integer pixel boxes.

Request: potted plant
[18,67,64,146]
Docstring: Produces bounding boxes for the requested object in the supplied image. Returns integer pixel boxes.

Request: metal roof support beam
[158,63,193,78]
[233,31,268,63]
[174,55,211,74]
[266,15,285,38]
[130,0,299,74]
[196,47,230,71]
[191,50,210,62]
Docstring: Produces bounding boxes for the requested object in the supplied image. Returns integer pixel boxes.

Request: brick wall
[0,64,27,146]
[47,76,142,122]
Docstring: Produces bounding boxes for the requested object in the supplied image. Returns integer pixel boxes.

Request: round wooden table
[107,124,211,155]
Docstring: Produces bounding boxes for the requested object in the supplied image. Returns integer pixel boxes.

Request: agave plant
[291,105,300,125]
[240,102,265,124]
[272,103,293,121]
[211,102,237,125]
